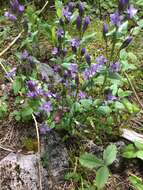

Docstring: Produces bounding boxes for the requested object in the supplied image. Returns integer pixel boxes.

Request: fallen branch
[121,128,143,144]
[0,145,13,152]
[32,114,42,190]
[0,30,23,58]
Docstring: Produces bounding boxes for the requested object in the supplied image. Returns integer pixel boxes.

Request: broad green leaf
[21,107,33,118]
[129,174,143,190]
[117,21,128,35]
[79,153,103,169]
[96,166,109,189]
[136,151,143,160]
[13,78,22,95]
[97,106,112,115]
[80,99,93,109]
[134,141,143,150]
[103,144,117,166]
[122,151,137,158]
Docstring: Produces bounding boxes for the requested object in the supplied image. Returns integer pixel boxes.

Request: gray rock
[0,153,47,190]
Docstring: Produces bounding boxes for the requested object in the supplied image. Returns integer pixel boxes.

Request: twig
[124,72,143,110]
[32,114,42,190]
[0,30,23,58]
[38,1,49,15]
[0,144,13,152]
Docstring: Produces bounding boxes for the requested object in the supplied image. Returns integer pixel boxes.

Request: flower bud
[78,1,84,16]
[83,16,90,32]
[118,0,129,12]
[85,53,91,64]
[103,23,108,40]
[81,48,86,56]
[76,15,82,30]
[120,36,133,49]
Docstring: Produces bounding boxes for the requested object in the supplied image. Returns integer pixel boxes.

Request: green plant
[122,141,143,160]
[0,98,8,118]
[79,144,117,189]
[129,174,143,190]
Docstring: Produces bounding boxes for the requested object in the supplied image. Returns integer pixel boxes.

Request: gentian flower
[10,0,24,13]
[68,2,75,12]
[83,16,90,32]
[118,0,129,11]
[4,11,17,21]
[62,6,72,22]
[78,1,84,16]
[96,55,107,65]
[120,36,133,49]
[21,50,29,60]
[103,23,108,39]
[69,63,78,73]
[52,47,59,56]
[40,123,51,135]
[27,80,43,98]
[71,38,80,53]
[5,67,16,78]
[81,48,86,56]
[110,11,123,26]
[56,28,64,40]
[76,15,82,30]
[107,93,117,101]
[110,61,120,72]
[39,101,52,114]
[126,5,137,18]
[78,91,86,99]
[85,53,91,64]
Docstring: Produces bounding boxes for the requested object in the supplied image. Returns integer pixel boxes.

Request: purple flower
[44,91,55,98]
[21,50,29,60]
[83,16,90,32]
[56,28,64,40]
[110,11,123,26]
[10,0,24,13]
[4,11,17,21]
[71,38,80,53]
[27,80,36,91]
[78,1,84,16]
[68,2,75,12]
[5,67,16,78]
[126,5,137,19]
[85,53,91,64]
[76,15,82,30]
[40,123,51,135]
[81,47,86,56]
[96,55,107,65]
[78,91,86,99]
[118,0,129,11]
[52,47,59,56]
[18,5,24,13]
[39,102,52,113]
[62,6,72,22]
[103,23,108,39]
[110,61,120,72]
[69,63,78,73]
[62,48,67,56]
[28,56,34,65]
[10,0,19,10]
[120,36,133,49]
[107,93,117,101]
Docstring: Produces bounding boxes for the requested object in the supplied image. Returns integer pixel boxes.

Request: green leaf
[136,151,143,160]
[96,166,109,190]
[21,107,33,118]
[134,141,143,150]
[103,144,117,166]
[13,78,22,95]
[79,153,103,169]
[129,174,143,190]
[122,151,137,158]
[97,106,112,115]
[81,32,96,44]
[80,99,93,110]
